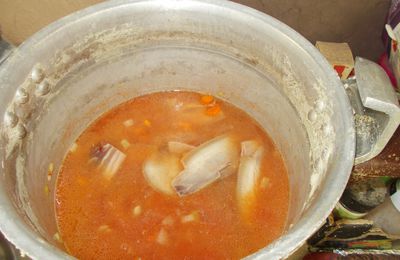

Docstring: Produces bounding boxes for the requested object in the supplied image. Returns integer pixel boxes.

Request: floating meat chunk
[90,143,126,180]
[156,228,169,245]
[237,140,264,220]
[172,134,239,196]
[143,150,182,195]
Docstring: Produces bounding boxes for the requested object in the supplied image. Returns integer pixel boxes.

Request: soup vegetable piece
[55,91,289,259]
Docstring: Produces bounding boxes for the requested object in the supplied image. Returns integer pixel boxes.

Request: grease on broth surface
[55,91,289,259]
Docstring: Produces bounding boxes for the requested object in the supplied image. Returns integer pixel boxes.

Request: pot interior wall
[29,44,312,242]
[0,1,350,259]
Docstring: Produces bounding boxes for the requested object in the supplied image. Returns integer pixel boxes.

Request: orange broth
[55,91,289,259]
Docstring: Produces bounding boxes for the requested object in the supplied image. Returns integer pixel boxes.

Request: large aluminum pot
[0,0,355,259]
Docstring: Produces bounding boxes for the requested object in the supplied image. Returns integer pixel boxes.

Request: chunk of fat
[181,211,200,223]
[167,141,195,155]
[132,205,142,217]
[120,139,131,150]
[143,151,182,195]
[123,119,134,127]
[237,140,264,220]
[172,134,239,196]
[156,228,169,245]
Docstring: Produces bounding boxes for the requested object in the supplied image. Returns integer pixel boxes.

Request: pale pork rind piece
[172,134,239,196]
[236,140,264,221]
[143,150,182,195]
[90,143,126,180]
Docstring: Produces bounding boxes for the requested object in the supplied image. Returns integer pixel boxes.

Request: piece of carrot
[205,104,221,116]
[200,95,214,105]
[143,119,151,127]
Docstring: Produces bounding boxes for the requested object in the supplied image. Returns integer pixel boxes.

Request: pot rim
[0,1,355,259]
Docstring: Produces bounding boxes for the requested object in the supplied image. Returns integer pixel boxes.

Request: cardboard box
[316,41,355,80]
